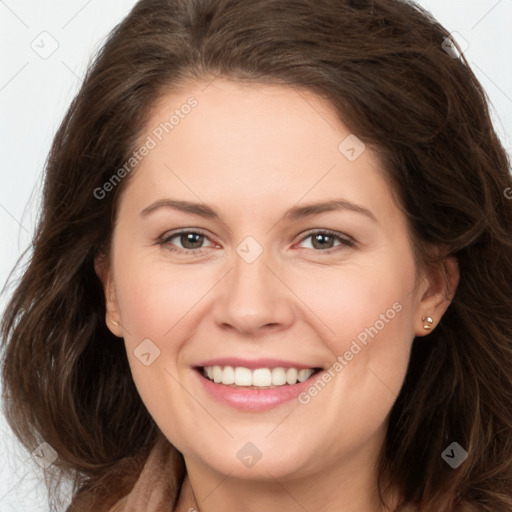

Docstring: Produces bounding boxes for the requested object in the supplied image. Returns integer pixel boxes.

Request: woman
[2,0,512,511]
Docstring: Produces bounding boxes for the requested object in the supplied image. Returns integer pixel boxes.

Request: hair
[2,0,512,510]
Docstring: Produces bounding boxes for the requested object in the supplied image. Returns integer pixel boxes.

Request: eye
[158,228,355,256]
[296,229,355,253]
[159,229,215,255]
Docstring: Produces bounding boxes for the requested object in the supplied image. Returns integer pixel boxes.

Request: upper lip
[193,357,324,370]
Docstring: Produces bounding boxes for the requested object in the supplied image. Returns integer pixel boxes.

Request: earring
[422,316,434,330]
[111,319,120,326]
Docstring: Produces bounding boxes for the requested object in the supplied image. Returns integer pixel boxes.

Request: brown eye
[159,229,214,255]
[174,232,205,250]
[297,230,355,253]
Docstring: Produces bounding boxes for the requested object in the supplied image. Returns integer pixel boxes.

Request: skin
[95,77,459,512]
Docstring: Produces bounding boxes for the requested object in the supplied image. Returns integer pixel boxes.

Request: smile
[193,364,325,412]
[200,365,321,388]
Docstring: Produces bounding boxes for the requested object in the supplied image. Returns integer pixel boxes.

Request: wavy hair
[2,0,512,510]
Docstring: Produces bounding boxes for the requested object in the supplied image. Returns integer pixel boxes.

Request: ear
[94,252,123,337]
[414,256,459,337]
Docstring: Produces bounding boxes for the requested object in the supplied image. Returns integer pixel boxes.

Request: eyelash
[158,228,355,255]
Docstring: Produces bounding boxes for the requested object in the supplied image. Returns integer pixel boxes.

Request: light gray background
[1,1,511,510]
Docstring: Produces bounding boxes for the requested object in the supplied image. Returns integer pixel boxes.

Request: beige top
[107,433,198,512]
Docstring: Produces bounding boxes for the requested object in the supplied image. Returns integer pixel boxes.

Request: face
[96,78,457,486]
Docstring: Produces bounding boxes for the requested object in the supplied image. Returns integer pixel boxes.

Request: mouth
[194,365,324,389]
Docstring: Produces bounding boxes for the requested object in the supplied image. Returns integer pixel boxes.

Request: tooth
[297,368,313,382]
[212,365,223,383]
[221,365,235,385]
[234,367,252,386]
[271,367,287,386]
[202,365,316,386]
[252,368,272,387]
[286,368,298,385]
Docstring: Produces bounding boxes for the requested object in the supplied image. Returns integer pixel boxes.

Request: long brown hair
[2,0,512,510]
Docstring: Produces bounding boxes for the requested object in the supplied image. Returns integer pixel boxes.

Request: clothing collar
[108,432,194,512]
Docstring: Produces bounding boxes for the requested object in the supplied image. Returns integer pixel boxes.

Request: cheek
[112,256,204,436]
[292,255,416,350]
[115,255,208,341]
[289,269,416,453]
[292,251,418,410]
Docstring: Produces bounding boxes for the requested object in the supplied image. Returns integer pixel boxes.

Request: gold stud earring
[111,319,120,326]
[422,316,434,330]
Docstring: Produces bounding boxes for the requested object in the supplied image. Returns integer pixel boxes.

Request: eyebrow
[140,198,377,223]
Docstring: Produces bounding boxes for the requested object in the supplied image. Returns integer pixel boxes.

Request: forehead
[120,78,398,226]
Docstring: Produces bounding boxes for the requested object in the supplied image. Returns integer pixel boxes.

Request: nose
[213,244,295,336]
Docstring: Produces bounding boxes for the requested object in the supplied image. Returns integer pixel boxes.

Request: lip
[192,366,324,412]
[194,357,322,370]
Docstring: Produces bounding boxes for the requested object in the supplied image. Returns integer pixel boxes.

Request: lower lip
[193,368,322,412]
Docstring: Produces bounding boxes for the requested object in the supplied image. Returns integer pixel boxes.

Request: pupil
[313,234,333,249]
[182,233,203,249]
